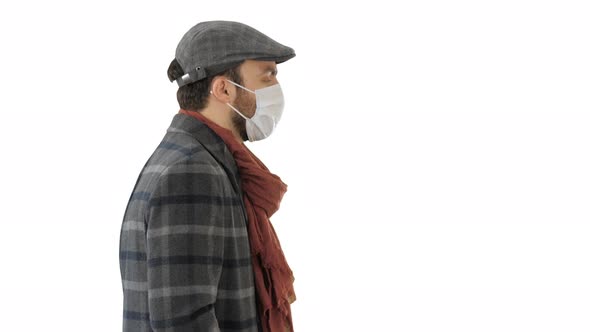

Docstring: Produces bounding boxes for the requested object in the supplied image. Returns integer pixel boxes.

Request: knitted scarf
[179,110,296,332]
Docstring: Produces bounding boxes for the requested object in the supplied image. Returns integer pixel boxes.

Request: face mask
[226,80,285,142]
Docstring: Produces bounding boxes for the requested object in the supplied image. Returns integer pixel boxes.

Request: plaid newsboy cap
[170,20,295,87]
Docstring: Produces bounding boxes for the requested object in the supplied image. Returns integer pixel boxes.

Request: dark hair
[167,59,242,111]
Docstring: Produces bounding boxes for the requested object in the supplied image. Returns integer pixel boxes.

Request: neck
[197,107,243,142]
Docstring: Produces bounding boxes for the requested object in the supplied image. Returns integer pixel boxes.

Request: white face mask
[226,80,285,142]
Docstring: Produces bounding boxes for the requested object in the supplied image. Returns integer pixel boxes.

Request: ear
[210,76,235,103]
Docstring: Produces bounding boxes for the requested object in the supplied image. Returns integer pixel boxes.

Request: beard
[231,89,256,141]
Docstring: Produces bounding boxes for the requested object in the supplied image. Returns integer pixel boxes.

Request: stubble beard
[231,89,256,141]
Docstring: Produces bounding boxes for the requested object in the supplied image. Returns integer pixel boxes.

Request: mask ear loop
[227,102,249,120]
[225,80,254,120]
[226,80,255,94]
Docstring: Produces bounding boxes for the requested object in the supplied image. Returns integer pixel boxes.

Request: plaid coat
[119,113,260,331]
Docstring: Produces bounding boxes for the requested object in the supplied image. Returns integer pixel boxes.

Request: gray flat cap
[171,21,295,87]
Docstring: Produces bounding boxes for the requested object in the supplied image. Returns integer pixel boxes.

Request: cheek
[236,92,257,117]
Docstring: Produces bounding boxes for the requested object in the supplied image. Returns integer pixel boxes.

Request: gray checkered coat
[119,113,260,331]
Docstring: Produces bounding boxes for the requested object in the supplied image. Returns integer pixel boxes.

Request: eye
[262,68,278,82]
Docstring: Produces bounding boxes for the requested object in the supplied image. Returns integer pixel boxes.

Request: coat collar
[167,113,242,193]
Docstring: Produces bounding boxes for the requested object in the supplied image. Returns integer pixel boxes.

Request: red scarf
[179,110,296,332]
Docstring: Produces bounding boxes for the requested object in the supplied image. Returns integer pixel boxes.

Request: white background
[0,1,589,331]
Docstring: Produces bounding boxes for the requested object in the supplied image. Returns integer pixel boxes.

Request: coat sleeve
[145,162,226,331]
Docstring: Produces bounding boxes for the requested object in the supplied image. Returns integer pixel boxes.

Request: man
[119,21,296,332]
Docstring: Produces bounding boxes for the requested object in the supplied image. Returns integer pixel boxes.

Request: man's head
[167,21,294,141]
